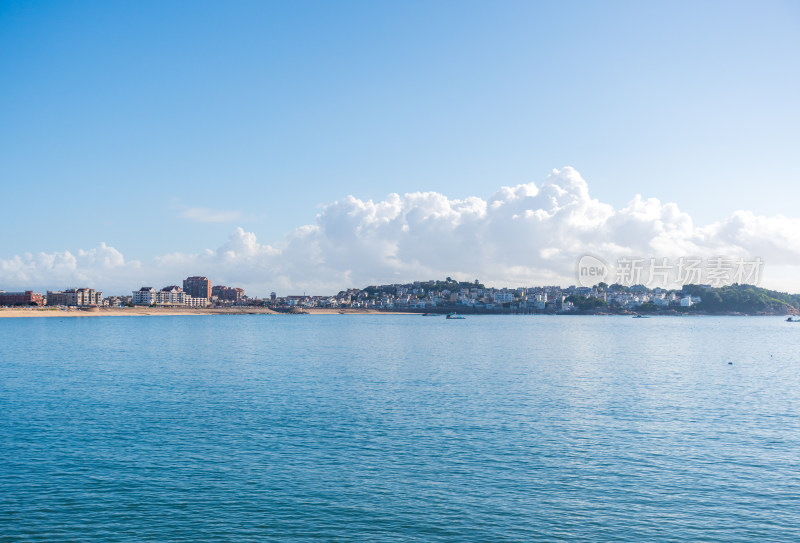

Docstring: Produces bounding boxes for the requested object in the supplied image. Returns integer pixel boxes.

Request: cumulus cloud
[0,243,141,292]
[3,167,800,295]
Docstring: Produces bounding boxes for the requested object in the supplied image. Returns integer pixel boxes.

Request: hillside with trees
[681,284,800,314]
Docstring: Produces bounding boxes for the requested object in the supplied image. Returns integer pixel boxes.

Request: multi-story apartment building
[158,286,186,305]
[212,285,245,303]
[0,290,44,306]
[493,291,515,304]
[183,276,211,301]
[185,296,208,308]
[133,286,208,307]
[46,288,102,307]
[132,287,157,305]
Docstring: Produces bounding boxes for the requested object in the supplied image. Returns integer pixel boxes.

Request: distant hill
[682,284,800,314]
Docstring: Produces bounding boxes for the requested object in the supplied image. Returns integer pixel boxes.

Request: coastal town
[1,276,798,315]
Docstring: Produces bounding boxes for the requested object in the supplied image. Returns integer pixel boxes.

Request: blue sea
[2,314,799,541]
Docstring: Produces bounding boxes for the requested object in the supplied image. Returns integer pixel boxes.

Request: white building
[133,286,207,307]
[157,286,186,306]
[133,287,157,305]
[493,292,515,304]
[185,296,208,308]
[653,296,671,307]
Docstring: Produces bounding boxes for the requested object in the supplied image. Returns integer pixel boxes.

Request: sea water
[1,315,799,541]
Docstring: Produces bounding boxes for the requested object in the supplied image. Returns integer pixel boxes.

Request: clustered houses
[212,285,245,303]
[1,277,702,313]
[0,288,101,307]
[131,277,249,307]
[293,281,575,311]
[270,280,702,313]
[0,276,249,308]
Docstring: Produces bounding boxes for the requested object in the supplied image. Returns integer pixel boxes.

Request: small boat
[422,312,439,316]
[787,317,799,322]
[633,314,649,318]
[446,312,465,319]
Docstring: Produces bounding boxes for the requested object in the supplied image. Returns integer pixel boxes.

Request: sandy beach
[0,307,279,318]
[0,307,415,318]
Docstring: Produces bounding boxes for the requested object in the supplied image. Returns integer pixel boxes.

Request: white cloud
[3,167,800,295]
[0,243,141,292]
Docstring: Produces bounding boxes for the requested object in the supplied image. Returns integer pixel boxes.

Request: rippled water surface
[2,315,800,541]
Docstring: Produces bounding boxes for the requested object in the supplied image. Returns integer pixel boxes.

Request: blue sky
[1,1,799,294]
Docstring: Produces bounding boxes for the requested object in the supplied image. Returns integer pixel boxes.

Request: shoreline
[0,307,278,318]
[0,307,792,318]
[0,307,419,318]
